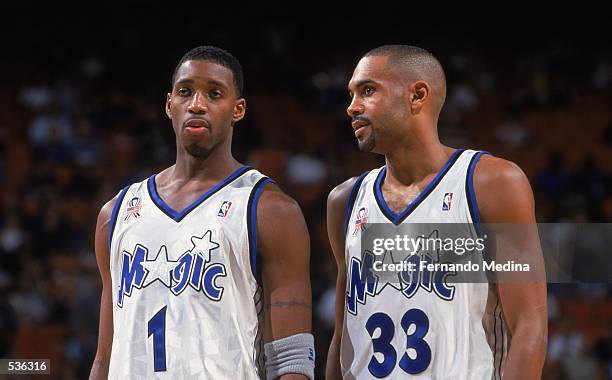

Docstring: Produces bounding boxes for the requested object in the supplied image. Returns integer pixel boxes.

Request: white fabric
[341,150,507,380]
[108,168,267,379]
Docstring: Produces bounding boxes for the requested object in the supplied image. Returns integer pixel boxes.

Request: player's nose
[347,97,364,118]
[188,91,208,114]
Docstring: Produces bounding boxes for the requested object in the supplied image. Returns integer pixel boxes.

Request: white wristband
[264,333,315,380]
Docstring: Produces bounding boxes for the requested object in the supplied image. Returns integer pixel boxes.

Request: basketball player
[326,46,547,379]
[89,46,315,379]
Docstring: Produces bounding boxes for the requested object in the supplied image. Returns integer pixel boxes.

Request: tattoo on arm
[265,300,312,310]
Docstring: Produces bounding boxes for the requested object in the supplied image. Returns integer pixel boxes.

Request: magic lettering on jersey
[347,231,456,315]
[117,229,226,307]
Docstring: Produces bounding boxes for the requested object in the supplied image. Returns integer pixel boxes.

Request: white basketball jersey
[341,149,508,380]
[107,166,270,379]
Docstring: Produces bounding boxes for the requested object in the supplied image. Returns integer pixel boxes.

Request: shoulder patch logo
[442,192,453,211]
[353,207,369,236]
[125,197,143,221]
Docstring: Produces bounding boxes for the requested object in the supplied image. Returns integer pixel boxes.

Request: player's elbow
[89,355,110,380]
[515,312,548,358]
[325,330,343,380]
[535,321,548,356]
[325,351,342,379]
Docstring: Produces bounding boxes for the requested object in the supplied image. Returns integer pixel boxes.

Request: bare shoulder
[473,154,535,223]
[326,176,363,265]
[97,195,120,233]
[327,176,361,216]
[256,182,308,242]
[257,182,304,222]
[94,192,124,277]
[473,154,530,189]
[256,182,309,261]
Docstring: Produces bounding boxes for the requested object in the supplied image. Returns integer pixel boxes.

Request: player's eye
[210,90,222,99]
[177,88,191,96]
[363,86,375,96]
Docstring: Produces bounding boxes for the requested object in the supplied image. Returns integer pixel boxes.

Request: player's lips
[351,120,370,131]
[183,118,211,130]
[184,118,211,137]
[352,119,370,139]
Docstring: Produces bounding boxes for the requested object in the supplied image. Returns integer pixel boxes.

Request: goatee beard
[358,134,376,152]
[185,144,212,159]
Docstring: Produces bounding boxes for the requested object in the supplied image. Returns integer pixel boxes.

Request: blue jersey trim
[147,166,253,222]
[247,177,274,278]
[374,149,466,225]
[108,186,130,252]
[466,151,490,224]
[344,171,370,236]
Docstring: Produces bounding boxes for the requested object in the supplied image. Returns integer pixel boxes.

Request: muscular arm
[475,156,547,380]
[89,198,117,380]
[325,178,357,380]
[258,185,312,380]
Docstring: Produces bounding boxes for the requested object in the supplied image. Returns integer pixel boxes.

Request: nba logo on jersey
[124,197,142,221]
[442,192,453,211]
[217,201,232,217]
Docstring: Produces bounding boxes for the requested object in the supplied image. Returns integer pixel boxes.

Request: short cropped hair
[172,46,244,97]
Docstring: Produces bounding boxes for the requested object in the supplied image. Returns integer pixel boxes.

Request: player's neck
[172,146,241,183]
[384,138,452,186]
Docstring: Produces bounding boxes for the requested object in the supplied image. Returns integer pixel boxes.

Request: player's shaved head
[363,45,447,116]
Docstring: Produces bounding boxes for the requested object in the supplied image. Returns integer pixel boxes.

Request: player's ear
[409,80,429,114]
[165,93,172,119]
[232,98,246,124]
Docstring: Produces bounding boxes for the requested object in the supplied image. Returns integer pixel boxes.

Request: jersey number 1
[148,306,167,372]
[366,309,431,377]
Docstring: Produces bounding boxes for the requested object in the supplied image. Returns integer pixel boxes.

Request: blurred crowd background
[0,9,611,379]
